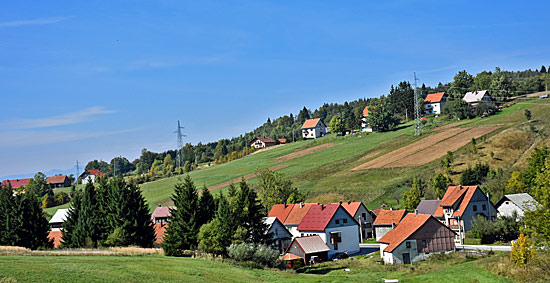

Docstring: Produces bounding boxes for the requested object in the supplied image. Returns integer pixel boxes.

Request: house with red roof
[337,201,374,241]
[373,209,408,241]
[47,175,71,188]
[379,213,456,264]
[297,203,360,257]
[361,106,373,132]
[433,185,496,243]
[301,118,327,139]
[250,136,276,149]
[1,178,31,190]
[80,169,104,184]
[271,203,316,238]
[424,92,447,115]
[151,205,176,224]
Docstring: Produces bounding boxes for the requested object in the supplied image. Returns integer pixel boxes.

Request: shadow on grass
[297,266,342,275]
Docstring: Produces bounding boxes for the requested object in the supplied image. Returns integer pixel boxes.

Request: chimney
[390,207,393,211]
[392,220,396,229]
[300,202,303,208]
[348,201,351,205]
[158,204,161,207]
[321,205,325,210]
[415,209,418,216]
[339,201,342,205]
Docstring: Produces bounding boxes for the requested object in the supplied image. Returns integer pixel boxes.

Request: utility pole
[75,160,80,185]
[174,120,186,169]
[413,72,423,136]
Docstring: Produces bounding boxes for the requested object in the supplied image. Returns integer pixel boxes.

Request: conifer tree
[79,182,102,247]
[62,191,82,247]
[15,191,52,249]
[0,184,19,245]
[115,179,155,247]
[164,175,200,256]
[234,179,268,243]
[197,186,216,227]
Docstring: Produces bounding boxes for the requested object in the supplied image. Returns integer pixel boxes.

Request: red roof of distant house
[268,204,295,223]
[1,178,31,189]
[151,206,176,220]
[337,201,362,217]
[81,169,104,178]
[424,92,446,103]
[379,214,446,252]
[46,175,68,185]
[154,223,167,244]
[434,186,480,217]
[301,118,322,129]
[278,138,287,144]
[372,208,385,217]
[284,203,316,225]
[298,204,341,231]
[362,106,370,116]
[252,136,275,144]
[48,230,63,249]
[373,209,407,226]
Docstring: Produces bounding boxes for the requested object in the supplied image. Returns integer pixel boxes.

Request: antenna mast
[174,120,186,168]
[75,160,80,185]
[413,72,423,136]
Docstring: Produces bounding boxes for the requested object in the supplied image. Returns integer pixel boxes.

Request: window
[343,219,348,224]
[422,240,427,248]
[473,205,478,212]
[362,213,367,221]
[366,223,372,228]
[406,242,411,248]
[335,219,340,224]
[482,204,487,211]
[330,232,342,250]
[275,228,278,236]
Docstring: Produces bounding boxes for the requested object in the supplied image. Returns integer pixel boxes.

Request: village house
[361,106,373,132]
[379,213,456,265]
[151,205,176,224]
[415,200,441,216]
[433,185,497,243]
[250,136,276,149]
[79,169,104,184]
[297,203,360,257]
[1,178,31,190]
[338,201,374,241]
[277,138,287,144]
[301,118,328,139]
[285,235,331,265]
[495,193,538,220]
[47,175,71,188]
[424,92,447,115]
[373,209,408,241]
[153,223,167,246]
[49,208,69,229]
[463,90,493,106]
[264,217,292,254]
[268,202,316,238]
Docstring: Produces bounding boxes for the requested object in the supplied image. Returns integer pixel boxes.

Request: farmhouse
[379,213,456,265]
[151,205,176,224]
[338,201,374,240]
[1,178,31,190]
[264,217,292,254]
[495,193,538,220]
[153,223,167,245]
[250,136,276,149]
[297,203,360,257]
[285,235,331,265]
[415,200,441,215]
[301,118,327,139]
[80,169,104,184]
[373,209,408,241]
[424,92,447,115]
[463,90,493,106]
[433,185,497,243]
[361,106,373,132]
[47,175,71,188]
[49,208,69,229]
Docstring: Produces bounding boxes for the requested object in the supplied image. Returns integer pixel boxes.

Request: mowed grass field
[0,253,510,283]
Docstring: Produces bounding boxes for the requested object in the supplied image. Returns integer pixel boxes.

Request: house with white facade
[301,118,328,139]
[373,209,408,241]
[297,203,360,258]
[151,205,176,224]
[250,137,275,149]
[264,216,292,254]
[463,90,493,106]
[424,92,447,115]
[495,193,538,220]
[433,185,497,244]
[79,169,104,184]
[379,213,456,265]
[361,106,373,132]
[338,201,374,240]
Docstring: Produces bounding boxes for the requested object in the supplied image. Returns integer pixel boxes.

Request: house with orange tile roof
[433,185,496,243]
[47,175,71,188]
[297,203,360,257]
[337,201,374,241]
[301,118,328,139]
[361,106,373,132]
[281,203,317,237]
[424,92,447,115]
[373,209,408,241]
[379,213,456,264]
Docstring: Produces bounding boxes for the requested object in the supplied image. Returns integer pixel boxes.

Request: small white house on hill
[301,118,327,139]
[495,193,538,220]
[424,92,447,115]
[361,106,373,132]
[463,90,493,106]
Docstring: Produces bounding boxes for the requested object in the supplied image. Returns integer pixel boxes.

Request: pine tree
[541,65,547,73]
[235,179,268,243]
[62,191,82,247]
[0,183,19,245]
[197,186,216,227]
[164,175,200,256]
[15,191,52,249]
[117,179,155,247]
[79,182,102,247]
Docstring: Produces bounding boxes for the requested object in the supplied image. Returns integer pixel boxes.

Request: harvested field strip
[275,143,336,162]
[386,126,500,168]
[352,127,467,170]
[207,164,288,191]
[433,121,467,131]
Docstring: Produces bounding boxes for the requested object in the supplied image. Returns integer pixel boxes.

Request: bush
[460,163,490,185]
[227,243,279,268]
[510,234,534,266]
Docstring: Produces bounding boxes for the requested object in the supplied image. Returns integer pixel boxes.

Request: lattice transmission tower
[174,120,186,168]
[413,72,423,136]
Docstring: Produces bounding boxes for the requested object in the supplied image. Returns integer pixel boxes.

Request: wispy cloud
[4,106,114,129]
[0,16,71,28]
[0,128,140,147]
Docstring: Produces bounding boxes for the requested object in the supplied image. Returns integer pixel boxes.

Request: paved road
[359,243,380,249]
[456,244,512,251]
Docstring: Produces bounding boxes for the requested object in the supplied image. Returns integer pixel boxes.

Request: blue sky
[1,0,549,179]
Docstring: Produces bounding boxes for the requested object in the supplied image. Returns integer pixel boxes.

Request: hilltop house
[463,90,493,106]
[338,201,374,240]
[151,205,176,224]
[301,118,328,139]
[264,217,292,253]
[297,203,360,257]
[424,92,447,115]
[47,175,71,188]
[361,106,373,132]
[268,203,316,238]
[415,200,441,216]
[495,193,539,220]
[1,178,31,190]
[80,169,104,184]
[250,137,276,149]
[373,209,408,241]
[379,213,456,265]
[433,185,496,243]
[286,235,331,265]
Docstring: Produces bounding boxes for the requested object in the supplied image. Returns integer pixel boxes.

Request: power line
[174,120,186,168]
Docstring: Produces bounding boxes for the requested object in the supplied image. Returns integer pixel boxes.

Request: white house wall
[375,226,392,241]
[497,201,524,219]
[325,225,360,256]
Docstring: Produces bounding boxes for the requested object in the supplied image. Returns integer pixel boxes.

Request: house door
[402,253,411,264]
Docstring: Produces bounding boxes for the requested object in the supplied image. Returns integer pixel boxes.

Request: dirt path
[352,127,467,170]
[207,164,289,191]
[385,126,500,168]
[276,143,337,162]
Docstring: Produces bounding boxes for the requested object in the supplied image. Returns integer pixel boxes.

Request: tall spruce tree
[234,179,268,243]
[62,191,82,247]
[164,175,200,256]
[0,184,19,245]
[197,186,216,227]
[15,191,52,249]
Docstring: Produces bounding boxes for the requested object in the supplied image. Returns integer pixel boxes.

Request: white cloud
[4,106,114,129]
[0,16,71,28]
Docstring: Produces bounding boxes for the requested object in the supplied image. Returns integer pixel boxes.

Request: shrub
[227,243,279,268]
[460,163,490,185]
[510,233,534,266]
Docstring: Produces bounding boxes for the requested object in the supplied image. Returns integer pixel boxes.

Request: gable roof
[47,175,68,185]
[379,214,454,252]
[434,186,481,217]
[1,178,31,189]
[251,136,275,144]
[362,106,370,116]
[338,201,363,217]
[372,207,385,217]
[424,92,446,103]
[268,204,295,223]
[463,90,490,103]
[297,204,341,231]
[80,169,104,178]
[373,209,407,226]
[284,203,316,225]
[496,193,539,212]
[416,200,441,215]
[49,208,70,224]
[288,235,331,254]
[301,118,323,129]
[151,206,176,220]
